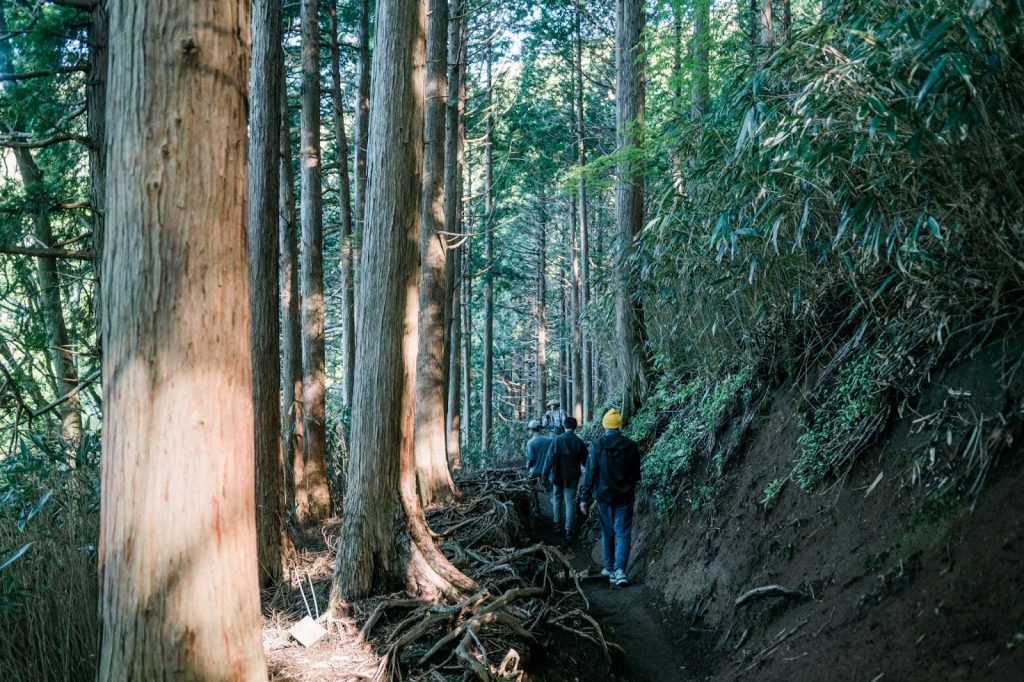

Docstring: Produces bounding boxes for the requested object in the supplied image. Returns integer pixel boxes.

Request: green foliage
[795,352,884,490]
[640,368,751,518]
[761,477,785,510]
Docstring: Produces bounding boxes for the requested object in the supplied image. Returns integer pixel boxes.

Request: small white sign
[289,616,328,648]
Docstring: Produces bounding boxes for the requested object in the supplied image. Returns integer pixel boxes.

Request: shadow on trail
[530,479,718,682]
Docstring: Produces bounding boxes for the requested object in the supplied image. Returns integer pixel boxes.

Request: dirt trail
[533,484,716,681]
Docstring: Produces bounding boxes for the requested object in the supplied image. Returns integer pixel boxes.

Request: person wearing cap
[542,416,589,541]
[542,399,568,436]
[579,408,641,586]
[525,419,553,479]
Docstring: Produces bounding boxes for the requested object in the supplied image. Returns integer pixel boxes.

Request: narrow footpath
[532,483,716,681]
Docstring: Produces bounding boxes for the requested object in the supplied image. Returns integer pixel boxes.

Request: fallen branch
[735,584,806,607]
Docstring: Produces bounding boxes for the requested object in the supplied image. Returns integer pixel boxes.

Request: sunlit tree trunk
[614,0,650,422]
[333,0,475,601]
[12,148,81,444]
[250,0,293,587]
[569,194,583,422]
[297,0,331,524]
[280,69,304,513]
[760,0,774,46]
[329,4,356,411]
[481,41,495,453]
[98,1,267,677]
[415,0,457,506]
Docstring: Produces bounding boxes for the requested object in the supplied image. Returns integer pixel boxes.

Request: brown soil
[628,335,1024,681]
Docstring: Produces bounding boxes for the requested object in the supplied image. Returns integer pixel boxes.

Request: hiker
[542,416,589,541]
[525,420,553,479]
[542,399,568,436]
[579,408,641,586]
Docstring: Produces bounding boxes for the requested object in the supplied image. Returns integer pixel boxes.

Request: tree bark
[569,194,583,423]
[415,0,457,506]
[462,163,473,451]
[87,0,107,355]
[333,0,474,601]
[329,3,356,411]
[250,0,293,588]
[98,1,267,677]
[13,148,82,444]
[614,0,650,422]
[481,43,494,453]
[444,0,466,469]
[760,0,774,47]
[279,66,304,515]
[354,0,371,234]
[692,0,710,119]
[535,194,547,419]
[297,0,331,524]
[574,0,593,423]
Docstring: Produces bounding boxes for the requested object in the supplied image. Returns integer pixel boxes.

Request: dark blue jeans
[597,500,634,572]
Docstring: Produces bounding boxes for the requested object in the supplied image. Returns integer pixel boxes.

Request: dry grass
[0,477,99,681]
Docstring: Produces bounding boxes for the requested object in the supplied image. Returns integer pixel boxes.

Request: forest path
[532,484,716,681]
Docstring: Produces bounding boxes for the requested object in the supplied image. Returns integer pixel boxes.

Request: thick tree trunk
[98,1,266,677]
[444,0,466,469]
[250,0,293,587]
[333,0,474,601]
[297,0,331,524]
[280,71,304,513]
[461,177,473,450]
[614,0,650,423]
[760,0,774,46]
[415,0,457,506]
[481,46,494,452]
[13,148,81,444]
[330,4,356,411]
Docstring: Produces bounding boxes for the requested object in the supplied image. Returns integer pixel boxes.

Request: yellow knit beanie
[602,408,623,430]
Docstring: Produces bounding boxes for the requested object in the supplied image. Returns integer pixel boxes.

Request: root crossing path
[533,481,716,681]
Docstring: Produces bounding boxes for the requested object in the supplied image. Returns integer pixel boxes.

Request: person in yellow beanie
[579,408,641,586]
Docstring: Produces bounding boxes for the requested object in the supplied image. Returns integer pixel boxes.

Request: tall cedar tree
[98,1,267,677]
[415,0,458,506]
[481,41,495,451]
[614,0,650,422]
[297,0,331,523]
[334,0,475,600]
[250,0,293,586]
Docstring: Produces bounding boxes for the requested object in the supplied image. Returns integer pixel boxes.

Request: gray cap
[547,398,559,406]
[528,419,541,430]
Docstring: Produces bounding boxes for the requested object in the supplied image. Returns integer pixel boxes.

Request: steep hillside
[625,334,1023,680]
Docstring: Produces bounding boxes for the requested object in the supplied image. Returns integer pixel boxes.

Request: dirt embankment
[623,337,1024,681]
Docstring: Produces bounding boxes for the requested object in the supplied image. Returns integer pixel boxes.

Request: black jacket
[542,430,588,484]
[579,430,641,505]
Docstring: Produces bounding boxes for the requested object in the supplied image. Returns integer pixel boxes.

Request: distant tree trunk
[297,0,331,524]
[535,195,548,419]
[614,0,650,422]
[574,0,592,423]
[329,4,356,410]
[280,68,304,512]
[559,265,569,410]
[354,0,371,234]
[12,148,81,444]
[98,1,267,676]
[481,43,495,453]
[444,0,466,469]
[759,0,774,46]
[415,0,457,506]
[692,0,710,119]
[333,0,475,600]
[569,195,583,423]
[250,0,293,587]
[462,166,473,450]
[781,0,791,41]
[87,1,107,354]
[670,0,684,199]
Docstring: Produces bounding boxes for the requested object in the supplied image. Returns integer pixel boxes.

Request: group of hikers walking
[525,400,641,587]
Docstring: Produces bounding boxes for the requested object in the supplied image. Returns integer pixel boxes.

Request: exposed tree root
[349,467,612,681]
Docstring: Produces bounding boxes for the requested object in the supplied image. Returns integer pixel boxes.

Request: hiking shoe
[612,569,629,586]
[600,568,612,578]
